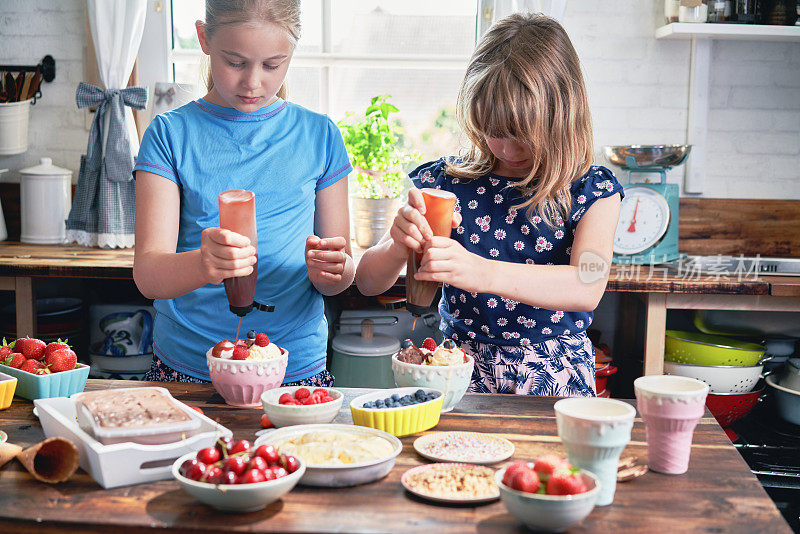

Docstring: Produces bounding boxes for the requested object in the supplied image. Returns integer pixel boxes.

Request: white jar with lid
[18,157,72,244]
[679,0,709,22]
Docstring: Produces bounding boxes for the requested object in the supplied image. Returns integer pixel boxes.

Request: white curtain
[481,0,568,35]
[89,0,147,160]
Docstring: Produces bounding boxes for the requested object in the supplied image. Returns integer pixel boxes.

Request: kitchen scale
[604,145,690,265]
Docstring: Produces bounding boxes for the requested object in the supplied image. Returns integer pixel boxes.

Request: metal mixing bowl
[603,145,691,168]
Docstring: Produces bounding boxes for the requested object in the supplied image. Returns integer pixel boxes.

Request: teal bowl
[0,363,90,400]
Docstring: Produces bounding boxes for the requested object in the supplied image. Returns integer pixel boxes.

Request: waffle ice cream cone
[0,442,22,467]
[17,437,79,483]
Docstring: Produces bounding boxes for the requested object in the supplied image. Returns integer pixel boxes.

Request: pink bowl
[206,348,288,407]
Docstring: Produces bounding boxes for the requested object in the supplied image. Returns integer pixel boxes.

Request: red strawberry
[510,468,540,493]
[278,392,294,404]
[502,460,530,487]
[211,340,235,358]
[254,333,270,347]
[546,469,588,496]
[421,338,437,352]
[0,345,12,360]
[190,406,204,415]
[260,414,274,428]
[20,358,49,375]
[3,353,26,369]
[15,338,47,360]
[533,454,571,476]
[44,341,70,360]
[45,348,77,373]
[231,346,249,360]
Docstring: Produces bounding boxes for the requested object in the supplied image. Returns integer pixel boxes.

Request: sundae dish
[396,338,467,366]
[209,330,282,361]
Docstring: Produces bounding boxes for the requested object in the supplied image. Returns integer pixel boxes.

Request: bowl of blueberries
[349,387,444,437]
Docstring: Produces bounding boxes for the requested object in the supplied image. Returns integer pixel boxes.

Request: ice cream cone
[16,437,79,483]
[0,442,22,467]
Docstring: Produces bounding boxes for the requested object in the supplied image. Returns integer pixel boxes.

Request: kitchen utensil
[495,466,601,532]
[330,318,399,389]
[261,386,344,427]
[0,98,32,155]
[604,145,690,264]
[554,397,635,506]
[171,451,305,512]
[18,157,72,242]
[595,363,617,393]
[778,358,800,392]
[392,352,474,413]
[663,360,764,393]
[704,384,764,428]
[694,310,800,338]
[412,431,514,465]
[665,330,766,366]
[765,374,800,425]
[253,423,402,487]
[350,387,443,437]
[634,375,709,475]
[402,463,500,504]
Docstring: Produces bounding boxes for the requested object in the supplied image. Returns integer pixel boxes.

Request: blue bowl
[0,363,90,400]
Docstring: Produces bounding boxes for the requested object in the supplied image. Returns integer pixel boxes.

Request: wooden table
[1,242,799,376]
[0,380,790,533]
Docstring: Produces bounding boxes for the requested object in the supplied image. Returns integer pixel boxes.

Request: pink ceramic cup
[634,375,709,475]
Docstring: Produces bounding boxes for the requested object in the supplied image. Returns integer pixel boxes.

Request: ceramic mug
[554,397,636,506]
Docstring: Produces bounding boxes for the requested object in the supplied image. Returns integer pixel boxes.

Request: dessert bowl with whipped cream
[391,339,474,413]
[206,330,288,407]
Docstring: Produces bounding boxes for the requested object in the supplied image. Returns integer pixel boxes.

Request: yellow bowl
[0,371,18,410]
[350,387,443,437]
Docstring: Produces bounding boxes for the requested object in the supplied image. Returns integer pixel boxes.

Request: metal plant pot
[352,196,400,248]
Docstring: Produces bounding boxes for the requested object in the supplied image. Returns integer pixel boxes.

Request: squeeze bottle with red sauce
[405,188,457,317]
[218,189,258,317]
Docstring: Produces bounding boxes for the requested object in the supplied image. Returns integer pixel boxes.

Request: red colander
[705,384,765,428]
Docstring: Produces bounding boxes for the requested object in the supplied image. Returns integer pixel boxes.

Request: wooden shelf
[656,22,800,41]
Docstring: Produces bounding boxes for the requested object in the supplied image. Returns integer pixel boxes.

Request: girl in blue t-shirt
[356,14,623,397]
[134,0,353,386]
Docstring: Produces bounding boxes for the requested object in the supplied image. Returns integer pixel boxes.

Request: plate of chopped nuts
[401,462,500,504]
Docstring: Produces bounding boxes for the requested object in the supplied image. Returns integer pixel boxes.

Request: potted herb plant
[338,95,417,248]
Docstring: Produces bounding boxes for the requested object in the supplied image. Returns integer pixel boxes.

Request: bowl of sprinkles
[401,463,499,504]
[413,431,515,465]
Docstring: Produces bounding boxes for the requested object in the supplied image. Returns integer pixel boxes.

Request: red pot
[595,364,617,393]
[705,384,765,428]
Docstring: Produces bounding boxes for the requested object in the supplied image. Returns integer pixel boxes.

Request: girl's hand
[415,236,487,294]
[388,188,462,258]
[199,227,257,285]
[306,235,349,285]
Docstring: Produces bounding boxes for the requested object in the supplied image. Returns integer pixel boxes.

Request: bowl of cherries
[260,386,344,427]
[172,437,304,512]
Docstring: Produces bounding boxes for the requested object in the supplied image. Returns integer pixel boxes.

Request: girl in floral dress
[355,14,623,396]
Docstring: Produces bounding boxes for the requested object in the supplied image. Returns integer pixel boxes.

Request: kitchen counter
[1,242,799,374]
[0,379,790,533]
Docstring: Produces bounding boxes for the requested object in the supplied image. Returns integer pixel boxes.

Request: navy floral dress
[410,159,623,396]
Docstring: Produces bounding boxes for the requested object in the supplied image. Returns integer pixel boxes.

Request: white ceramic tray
[34,396,232,489]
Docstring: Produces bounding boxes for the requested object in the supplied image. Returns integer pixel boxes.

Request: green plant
[338,95,417,198]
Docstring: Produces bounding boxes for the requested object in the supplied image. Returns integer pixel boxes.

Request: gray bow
[155,86,175,105]
[76,82,148,182]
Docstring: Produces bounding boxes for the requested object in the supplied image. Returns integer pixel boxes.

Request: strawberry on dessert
[208,331,282,361]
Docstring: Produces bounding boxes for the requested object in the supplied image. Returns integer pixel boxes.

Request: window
[144,0,480,163]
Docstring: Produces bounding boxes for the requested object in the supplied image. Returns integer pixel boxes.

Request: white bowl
[206,348,288,407]
[261,386,344,427]
[663,360,763,394]
[495,466,601,533]
[391,353,474,412]
[171,450,305,512]
[254,423,402,487]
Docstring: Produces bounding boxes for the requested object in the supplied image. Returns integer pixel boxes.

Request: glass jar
[679,0,709,22]
[707,0,732,21]
[665,0,681,23]
[733,0,758,22]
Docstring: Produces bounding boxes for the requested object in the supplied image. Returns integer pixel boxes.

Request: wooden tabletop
[0,380,789,533]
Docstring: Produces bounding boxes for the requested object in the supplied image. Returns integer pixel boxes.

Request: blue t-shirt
[133,98,352,381]
[410,159,623,347]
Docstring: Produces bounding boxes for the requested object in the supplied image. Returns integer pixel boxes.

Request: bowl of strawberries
[496,454,600,533]
[260,386,344,428]
[172,438,304,512]
[0,337,89,400]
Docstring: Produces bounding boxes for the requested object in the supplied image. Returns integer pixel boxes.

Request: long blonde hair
[447,13,593,228]
[203,0,301,100]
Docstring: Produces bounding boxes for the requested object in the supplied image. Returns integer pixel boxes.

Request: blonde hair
[447,13,593,228]
[203,0,301,100]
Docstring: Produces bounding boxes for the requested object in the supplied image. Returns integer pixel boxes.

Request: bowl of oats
[401,462,499,504]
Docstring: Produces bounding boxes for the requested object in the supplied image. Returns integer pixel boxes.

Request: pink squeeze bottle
[218,190,258,322]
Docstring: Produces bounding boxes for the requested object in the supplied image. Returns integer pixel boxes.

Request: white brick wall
[0,0,798,198]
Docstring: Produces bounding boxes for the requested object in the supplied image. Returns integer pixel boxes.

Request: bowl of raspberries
[495,454,600,532]
[260,386,344,427]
